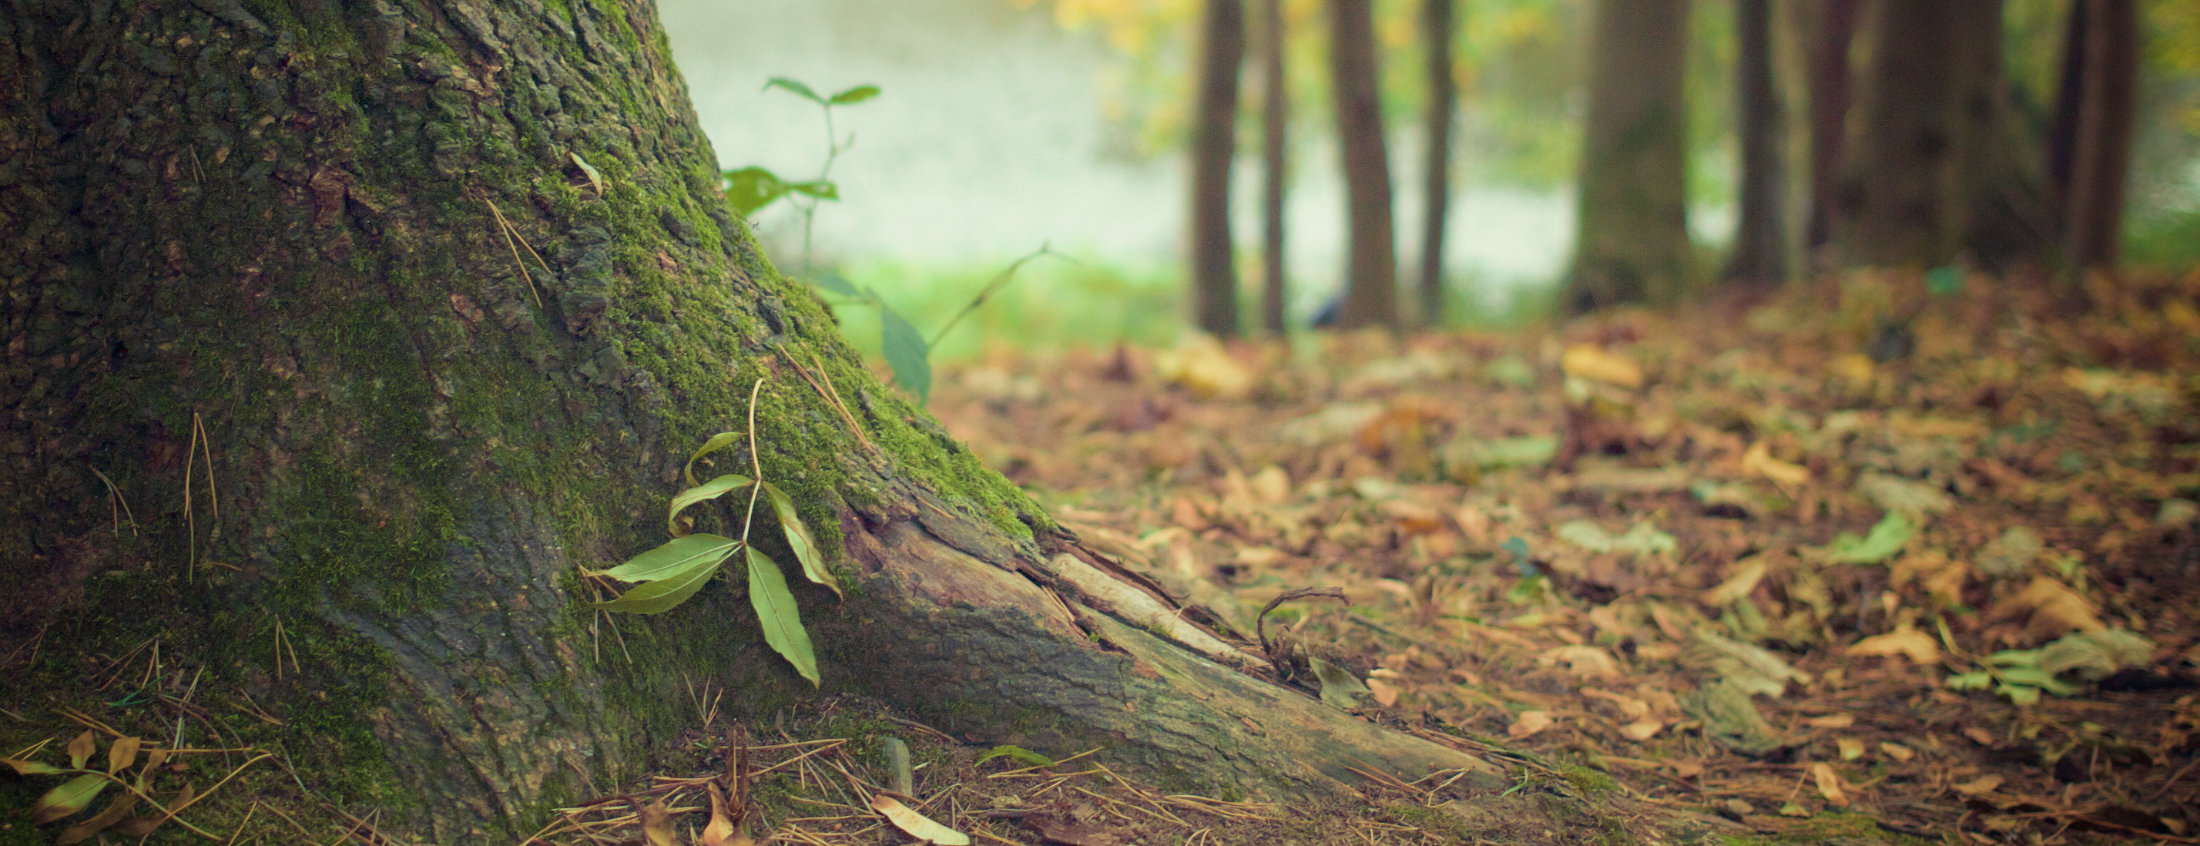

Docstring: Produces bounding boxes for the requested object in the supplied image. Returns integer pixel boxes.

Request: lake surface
[659,0,1576,317]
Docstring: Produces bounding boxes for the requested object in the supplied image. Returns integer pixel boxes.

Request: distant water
[659,0,1575,315]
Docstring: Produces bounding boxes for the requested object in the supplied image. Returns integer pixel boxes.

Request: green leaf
[746,547,820,686]
[783,180,840,201]
[595,534,738,583]
[32,774,106,824]
[1926,264,1964,297]
[879,304,932,403]
[668,474,754,535]
[1309,656,1371,709]
[974,745,1056,768]
[1826,512,1914,564]
[762,482,841,598]
[685,432,744,487]
[2,757,64,776]
[723,167,790,216]
[764,76,824,105]
[810,271,861,298]
[568,151,603,195]
[828,84,881,105]
[2000,683,2041,706]
[1946,671,1993,691]
[596,554,722,614]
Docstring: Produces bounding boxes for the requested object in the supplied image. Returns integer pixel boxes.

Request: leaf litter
[909,269,2199,844]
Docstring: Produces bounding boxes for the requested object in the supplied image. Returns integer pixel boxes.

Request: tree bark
[1835,0,2035,268]
[1328,0,1399,330]
[1190,0,1246,337]
[1258,0,1290,336]
[2062,0,2140,277]
[0,0,1541,840]
[1416,0,1457,325]
[1565,0,1693,313]
[1724,0,1790,285]
[1804,0,1860,254]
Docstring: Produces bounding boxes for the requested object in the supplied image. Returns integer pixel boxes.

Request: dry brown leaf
[1803,714,1855,729]
[1846,628,1942,665]
[1836,737,1866,760]
[700,784,749,846]
[1508,710,1555,739]
[1702,557,1767,607]
[1365,678,1401,708]
[1538,645,1621,680]
[871,794,971,846]
[1156,335,1252,400]
[65,731,95,769]
[1810,762,1850,807]
[1880,742,1914,761]
[1742,441,1811,487]
[1952,774,2004,796]
[1560,344,1645,388]
[1984,576,2105,640]
[639,799,675,846]
[1248,465,1291,504]
[1621,718,1664,741]
[106,736,141,775]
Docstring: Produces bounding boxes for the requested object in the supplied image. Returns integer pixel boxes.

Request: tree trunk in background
[1835,1,1970,266]
[1190,0,1246,337]
[2062,0,2141,276]
[1566,0,1693,313]
[2046,3,2089,234]
[1417,0,1458,325]
[1328,0,1399,330]
[0,0,1517,838]
[1725,0,1789,285]
[1259,0,1290,335]
[1950,0,2049,270]
[1804,0,1860,255]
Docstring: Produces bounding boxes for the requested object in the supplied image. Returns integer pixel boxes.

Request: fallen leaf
[1846,627,1941,665]
[639,799,675,846]
[1810,762,1850,807]
[1702,557,1768,607]
[1743,441,1811,487]
[1803,714,1855,729]
[1156,335,1253,400]
[1621,718,1663,741]
[1952,774,2004,796]
[1509,710,1555,739]
[1365,678,1401,707]
[1561,344,1644,388]
[1880,742,1914,761]
[1836,737,1866,760]
[1539,645,1622,680]
[871,794,971,845]
[1984,576,2105,640]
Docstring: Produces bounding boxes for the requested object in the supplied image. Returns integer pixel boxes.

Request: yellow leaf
[1846,628,1941,665]
[1829,353,1875,387]
[106,736,141,775]
[1508,710,1554,739]
[1810,762,1849,807]
[699,784,750,846]
[1742,441,1811,487]
[1953,774,2003,796]
[871,795,970,846]
[1559,344,1644,389]
[1836,737,1866,760]
[65,731,96,770]
[1156,335,1253,400]
[639,799,675,846]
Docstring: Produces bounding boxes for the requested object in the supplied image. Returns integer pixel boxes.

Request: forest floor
[533,268,2199,846]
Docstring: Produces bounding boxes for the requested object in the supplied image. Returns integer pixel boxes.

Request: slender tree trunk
[1259,0,1291,336]
[1328,0,1399,330]
[2046,1,2090,236]
[1725,0,1789,285]
[1417,0,1458,325]
[2063,0,2141,276]
[1190,0,1246,337]
[1804,0,1860,255]
[1566,0,1693,313]
[0,0,1529,838]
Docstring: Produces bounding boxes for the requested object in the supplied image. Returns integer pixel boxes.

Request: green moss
[1558,764,1620,796]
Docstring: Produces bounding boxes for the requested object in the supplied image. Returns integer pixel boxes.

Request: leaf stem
[739,378,767,547]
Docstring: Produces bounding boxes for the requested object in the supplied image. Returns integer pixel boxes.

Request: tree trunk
[1259,0,1290,336]
[1328,0,1399,330]
[1835,0,2029,268]
[2062,0,2140,277]
[1803,0,1860,255]
[0,0,1520,839]
[1724,0,1790,285]
[1416,0,1457,325]
[1190,0,1245,337]
[1566,0,1693,313]
[2046,1,2089,234]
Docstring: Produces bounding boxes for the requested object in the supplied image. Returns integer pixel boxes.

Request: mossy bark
[0,0,1511,839]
